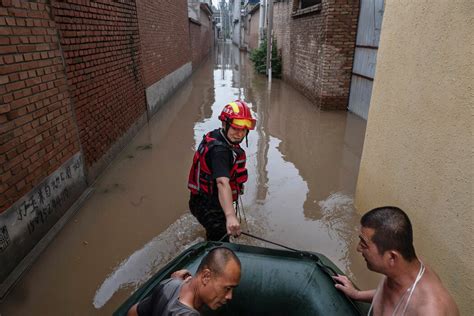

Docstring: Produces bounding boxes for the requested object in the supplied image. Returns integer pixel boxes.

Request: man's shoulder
[167,300,200,316]
[413,297,459,316]
[165,279,200,316]
[160,279,200,315]
[150,278,182,300]
[207,131,232,154]
[208,130,229,146]
[410,269,459,315]
[208,129,223,141]
[161,278,182,290]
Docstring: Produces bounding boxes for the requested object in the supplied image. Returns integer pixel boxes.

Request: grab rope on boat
[217,231,363,314]
[229,201,341,281]
[232,231,365,314]
[220,231,339,278]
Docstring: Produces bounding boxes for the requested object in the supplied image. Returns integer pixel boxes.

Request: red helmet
[218,100,256,130]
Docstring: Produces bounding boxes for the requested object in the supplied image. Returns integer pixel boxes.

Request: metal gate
[348,0,385,120]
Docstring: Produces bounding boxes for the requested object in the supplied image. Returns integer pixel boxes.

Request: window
[292,0,322,18]
[300,0,321,9]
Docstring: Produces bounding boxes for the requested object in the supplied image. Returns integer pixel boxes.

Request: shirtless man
[333,206,459,315]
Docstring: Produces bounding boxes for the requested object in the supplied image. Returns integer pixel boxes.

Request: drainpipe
[266,0,273,82]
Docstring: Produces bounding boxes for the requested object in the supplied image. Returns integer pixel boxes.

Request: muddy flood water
[0,42,380,315]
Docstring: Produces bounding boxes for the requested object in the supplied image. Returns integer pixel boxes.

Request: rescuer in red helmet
[188,100,256,241]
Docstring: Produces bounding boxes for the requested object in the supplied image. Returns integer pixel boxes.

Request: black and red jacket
[188,130,248,202]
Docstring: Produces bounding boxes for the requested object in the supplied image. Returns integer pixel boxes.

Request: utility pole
[266,0,273,83]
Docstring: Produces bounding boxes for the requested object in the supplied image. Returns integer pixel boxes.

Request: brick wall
[273,1,300,85]
[0,0,201,292]
[0,1,81,213]
[1,0,198,214]
[136,0,191,87]
[51,1,146,170]
[189,21,201,68]
[189,5,213,69]
[273,0,359,110]
[248,9,259,51]
[199,6,213,53]
[320,0,358,109]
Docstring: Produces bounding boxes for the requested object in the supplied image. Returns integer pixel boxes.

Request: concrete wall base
[0,187,93,299]
[146,62,192,116]
[0,153,88,297]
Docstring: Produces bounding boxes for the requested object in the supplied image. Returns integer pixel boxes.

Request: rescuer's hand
[226,214,241,237]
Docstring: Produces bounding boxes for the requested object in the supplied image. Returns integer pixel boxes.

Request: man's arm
[127,304,138,316]
[332,275,375,303]
[216,176,241,237]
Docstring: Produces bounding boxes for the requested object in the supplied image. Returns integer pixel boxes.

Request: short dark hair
[361,206,417,261]
[197,247,241,276]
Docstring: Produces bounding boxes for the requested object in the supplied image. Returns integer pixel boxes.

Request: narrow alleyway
[0,42,379,315]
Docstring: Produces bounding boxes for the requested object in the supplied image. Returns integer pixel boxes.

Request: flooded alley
[0,43,378,315]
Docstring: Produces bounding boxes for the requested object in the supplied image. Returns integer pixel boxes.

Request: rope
[240,231,340,277]
[226,231,363,315]
[218,233,229,242]
[238,195,249,231]
[241,232,365,314]
[240,231,300,252]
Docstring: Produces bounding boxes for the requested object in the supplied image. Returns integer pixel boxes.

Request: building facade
[355,1,472,314]
[0,0,214,297]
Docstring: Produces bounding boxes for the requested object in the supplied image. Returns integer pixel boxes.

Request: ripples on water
[93,214,204,308]
[318,192,359,278]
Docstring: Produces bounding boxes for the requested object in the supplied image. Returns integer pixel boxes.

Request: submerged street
[0,42,380,315]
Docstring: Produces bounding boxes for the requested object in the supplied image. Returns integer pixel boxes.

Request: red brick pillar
[320,0,359,110]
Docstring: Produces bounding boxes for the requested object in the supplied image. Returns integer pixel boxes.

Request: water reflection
[93,215,204,309]
[223,44,370,278]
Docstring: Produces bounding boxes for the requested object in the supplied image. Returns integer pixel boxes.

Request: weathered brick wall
[0,1,81,213]
[273,1,293,80]
[273,0,359,110]
[51,1,146,170]
[243,14,249,49]
[189,6,213,69]
[199,7,213,61]
[0,0,198,292]
[136,0,191,87]
[189,21,201,68]
[320,0,358,109]
[248,9,259,51]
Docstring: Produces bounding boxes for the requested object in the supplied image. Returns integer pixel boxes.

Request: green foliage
[250,37,282,78]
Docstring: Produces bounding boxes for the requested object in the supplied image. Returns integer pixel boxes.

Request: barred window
[300,0,321,9]
[292,0,322,17]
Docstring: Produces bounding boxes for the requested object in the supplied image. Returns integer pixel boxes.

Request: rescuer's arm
[216,176,241,237]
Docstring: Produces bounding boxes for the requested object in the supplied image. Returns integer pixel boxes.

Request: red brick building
[273,0,359,110]
[243,3,260,52]
[189,3,214,68]
[0,0,214,297]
